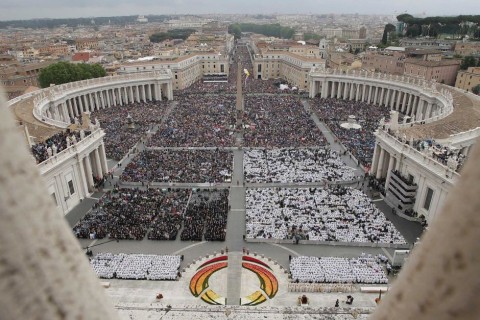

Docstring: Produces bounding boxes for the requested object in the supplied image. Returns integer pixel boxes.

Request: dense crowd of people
[150,95,236,147]
[120,150,233,183]
[413,139,466,172]
[310,98,390,167]
[181,190,229,241]
[290,255,388,284]
[90,253,181,280]
[91,101,171,160]
[73,187,230,242]
[73,188,190,240]
[243,95,326,148]
[31,129,88,163]
[244,148,356,183]
[245,186,406,244]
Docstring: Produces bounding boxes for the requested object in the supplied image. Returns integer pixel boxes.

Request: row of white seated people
[288,282,355,293]
[90,253,181,280]
[91,101,171,161]
[180,190,229,241]
[243,95,326,148]
[73,188,190,240]
[290,256,388,284]
[245,186,406,244]
[149,95,236,147]
[244,148,355,183]
[309,98,391,167]
[31,129,87,163]
[120,149,233,183]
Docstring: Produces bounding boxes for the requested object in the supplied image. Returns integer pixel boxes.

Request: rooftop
[403,86,480,140]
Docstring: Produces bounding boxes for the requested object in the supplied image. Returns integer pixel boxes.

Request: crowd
[31,129,88,163]
[147,189,190,240]
[181,190,229,241]
[91,101,171,160]
[120,149,233,183]
[244,148,355,183]
[290,255,388,284]
[243,95,326,148]
[90,253,181,280]
[73,188,190,240]
[150,95,236,147]
[310,98,390,167]
[413,139,466,172]
[245,186,406,244]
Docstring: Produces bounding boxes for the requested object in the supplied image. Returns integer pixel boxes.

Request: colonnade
[44,82,172,124]
[77,142,109,194]
[370,143,401,188]
[310,79,439,122]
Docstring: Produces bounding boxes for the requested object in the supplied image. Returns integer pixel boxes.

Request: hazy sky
[0,0,479,21]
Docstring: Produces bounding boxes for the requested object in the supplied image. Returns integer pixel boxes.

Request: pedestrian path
[226,251,242,305]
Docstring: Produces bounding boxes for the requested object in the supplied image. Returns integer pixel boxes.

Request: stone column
[94,92,100,110]
[349,83,355,100]
[368,86,373,104]
[385,89,391,108]
[146,84,152,101]
[370,144,381,175]
[99,91,105,109]
[83,155,94,192]
[107,90,112,107]
[136,86,141,102]
[401,93,408,113]
[373,86,379,105]
[129,86,134,103]
[77,156,89,197]
[67,100,74,119]
[99,143,109,174]
[396,91,402,111]
[94,148,103,179]
[72,98,79,116]
[416,99,425,121]
[380,87,385,106]
[78,95,84,113]
[385,155,396,188]
[362,83,367,102]
[61,103,69,122]
[425,102,432,119]
[376,147,386,179]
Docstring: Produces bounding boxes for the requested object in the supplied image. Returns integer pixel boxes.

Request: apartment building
[455,67,480,92]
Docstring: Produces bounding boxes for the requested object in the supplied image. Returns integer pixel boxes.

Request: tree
[460,56,477,70]
[381,24,396,45]
[472,84,480,95]
[228,24,242,40]
[38,62,106,88]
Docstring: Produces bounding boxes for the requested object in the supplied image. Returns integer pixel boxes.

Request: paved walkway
[226,251,242,305]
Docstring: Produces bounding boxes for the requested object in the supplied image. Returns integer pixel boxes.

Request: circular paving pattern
[189,255,279,306]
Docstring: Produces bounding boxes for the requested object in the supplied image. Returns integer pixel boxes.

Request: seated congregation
[245,186,406,244]
[73,188,229,242]
[244,148,355,183]
[90,253,181,280]
[290,255,388,284]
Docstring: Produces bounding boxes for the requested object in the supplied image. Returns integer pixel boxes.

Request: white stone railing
[436,127,480,146]
[36,128,104,174]
[377,129,460,183]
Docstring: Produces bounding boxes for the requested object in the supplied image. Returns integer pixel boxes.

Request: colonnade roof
[10,94,61,142]
[402,86,480,140]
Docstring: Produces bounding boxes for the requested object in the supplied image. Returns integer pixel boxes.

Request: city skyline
[1,0,479,21]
